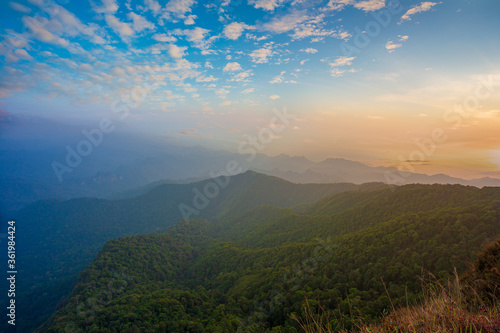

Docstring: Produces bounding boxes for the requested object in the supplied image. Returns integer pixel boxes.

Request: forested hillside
[14,171,382,332]
[41,184,500,332]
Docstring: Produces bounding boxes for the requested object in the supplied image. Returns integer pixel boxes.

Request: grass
[293,239,500,333]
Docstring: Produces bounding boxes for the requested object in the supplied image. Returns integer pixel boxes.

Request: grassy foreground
[295,239,500,333]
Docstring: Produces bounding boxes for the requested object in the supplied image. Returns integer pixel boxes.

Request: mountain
[40,183,500,332]
[2,114,499,216]
[11,171,382,332]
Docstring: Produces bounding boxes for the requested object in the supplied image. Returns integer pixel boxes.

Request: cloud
[180,128,198,135]
[105,15,134,40]
[22,16,70,47]
[231,70,253,82]
[110,67,127,77]
[128,12,155,32]
[215,88,230,98]
[92,0,119,14]
[173,27,211,49]
[270,71,285,84]
[167,44,187,58]
[242,88,255,94]
[144,0,161,15]
[250,46,274,63]
[262,12,308,34]
[475,110,500,120]
[184,15,196,25]
[223,22,253,40]
[165,0,196,19]
[249,0,284,11]
[196,75,218,82]
[301,47,318,53]
[9,2,31,13]
[354,0,385,11]
[269,95,280,99]
[330,68,357,77]
[289,14,350,41]
[14,48,34,61]
[152,34,177,42]
[401,2,441,22]
[221,100,232,106]
[330,56,355,67]
[223,62,242,71]
[24,4,107,45]
[385,35,409,52]
[326,0,385,12]
[329,56,357,77]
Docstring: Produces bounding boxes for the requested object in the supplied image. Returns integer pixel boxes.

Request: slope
[12,171,376,332]
[42,184,500,332]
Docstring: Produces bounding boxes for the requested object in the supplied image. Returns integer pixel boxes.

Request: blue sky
[1,0,500,178]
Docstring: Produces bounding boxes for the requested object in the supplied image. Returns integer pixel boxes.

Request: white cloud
[263,12,308,34]
[270,71,285,84]
[7,48,33,62]
[301,47,318,53]
[221,100,232,106]
[249,0,284,11]
[242,88,255,94]
[325,0,385,12]
[289,14,350,41]
[184,15,196,25]
[167,44,187,58]
[231,70,253,82]
[249,47,274,63]
[174,27,210,49]
[385,35,409,52]
[354,0,385,11]
[196,75,217,82]
[205,61,214,69]
[330,56,355,67]
[92,0,119,14]
[401,2,441,22]
[269,94,280,99]
[105,15,134,40]
[328,56,357,77]
[216,88,230,97]
[330,68,344,77]
[9,2,31,13]
[325,0,352,10]
[223,22,253,40]
[152,34,177,42]
[110,67,127,77]
[165,0,196,18]
[28,4,107,45]
[223,62,242,72]
[78,63,93,71]
[144,0,161,15]
[22,16,70,47]
[128,12,155,32]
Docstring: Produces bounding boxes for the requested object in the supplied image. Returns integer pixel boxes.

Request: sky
[1,0,500,179]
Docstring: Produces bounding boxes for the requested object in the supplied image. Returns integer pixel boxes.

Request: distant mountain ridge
[2,113,499,214]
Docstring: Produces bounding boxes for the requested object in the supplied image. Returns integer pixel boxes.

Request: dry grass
[293,271,500,333]
[294,239,500,333]
[359,274,500,333]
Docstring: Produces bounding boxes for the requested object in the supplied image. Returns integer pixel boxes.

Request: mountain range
[3,171,499,332]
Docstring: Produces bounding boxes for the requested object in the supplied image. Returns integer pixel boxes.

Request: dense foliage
[41,183,500,332]
[12,171,381,332]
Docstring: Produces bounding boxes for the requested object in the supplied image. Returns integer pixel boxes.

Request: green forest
[39,181,500,332]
